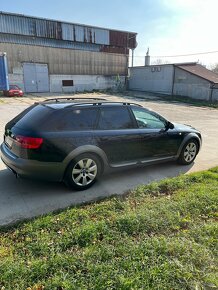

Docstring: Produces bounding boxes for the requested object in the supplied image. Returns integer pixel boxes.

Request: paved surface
[0,92,218,226]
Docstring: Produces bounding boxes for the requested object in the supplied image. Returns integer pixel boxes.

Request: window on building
[62,80,74,86]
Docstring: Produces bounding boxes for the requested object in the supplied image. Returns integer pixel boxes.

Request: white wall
[128,65,174,95]
[8,70,125,93]
[50,75,125,93]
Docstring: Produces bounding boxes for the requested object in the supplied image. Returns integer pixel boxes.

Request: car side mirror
[167,122,174,129]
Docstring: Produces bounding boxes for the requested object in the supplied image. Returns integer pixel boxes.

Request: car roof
[35,97,143,109]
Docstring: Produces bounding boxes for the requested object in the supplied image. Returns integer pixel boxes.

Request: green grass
[0,168,218,290]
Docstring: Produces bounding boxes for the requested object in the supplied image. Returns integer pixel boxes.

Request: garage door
[23,63,49,93]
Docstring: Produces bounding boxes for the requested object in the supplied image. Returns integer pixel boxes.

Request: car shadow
[0,161,193,226]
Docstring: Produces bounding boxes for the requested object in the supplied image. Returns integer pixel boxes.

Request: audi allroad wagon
[1,98,202,190]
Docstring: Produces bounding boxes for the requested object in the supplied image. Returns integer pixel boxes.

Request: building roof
[175,63,218,84]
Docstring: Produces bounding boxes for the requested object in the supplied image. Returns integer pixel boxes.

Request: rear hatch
[4,104,55,159]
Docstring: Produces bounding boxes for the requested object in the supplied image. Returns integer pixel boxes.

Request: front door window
[131,107,166,129]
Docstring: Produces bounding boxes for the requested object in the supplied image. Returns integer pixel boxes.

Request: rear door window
[97,107,134,130]
[48,107,98,131]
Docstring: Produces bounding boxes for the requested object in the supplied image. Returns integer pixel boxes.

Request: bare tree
[210,63,218,74]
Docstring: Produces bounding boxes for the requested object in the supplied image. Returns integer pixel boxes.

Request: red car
[3,85,24,97]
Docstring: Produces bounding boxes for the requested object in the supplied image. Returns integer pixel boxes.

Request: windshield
[9,85,19,90]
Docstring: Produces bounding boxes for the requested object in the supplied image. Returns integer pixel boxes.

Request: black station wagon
[1,98,202,190]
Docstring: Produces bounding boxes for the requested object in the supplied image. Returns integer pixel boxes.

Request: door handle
[99,137,110,141]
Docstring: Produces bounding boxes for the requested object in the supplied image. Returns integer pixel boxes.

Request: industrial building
[0,12,137,93]
[129,62,218,102]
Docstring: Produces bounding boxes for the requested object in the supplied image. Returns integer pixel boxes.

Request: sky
[1,0,218,68]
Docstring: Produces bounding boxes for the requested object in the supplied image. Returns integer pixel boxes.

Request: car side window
[47,108,98,131]
[131,107,166,129]
[97,107,134,130]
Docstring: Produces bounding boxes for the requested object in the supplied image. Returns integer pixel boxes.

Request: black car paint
[1,100,202,182]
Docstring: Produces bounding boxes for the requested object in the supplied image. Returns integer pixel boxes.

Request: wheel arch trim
[62,145,108,175]
[176,133,202,158]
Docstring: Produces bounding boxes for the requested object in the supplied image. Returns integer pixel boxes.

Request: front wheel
[177,139,199,165]
[64,154,102,190]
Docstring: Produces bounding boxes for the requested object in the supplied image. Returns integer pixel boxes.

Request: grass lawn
[0,168,217,290]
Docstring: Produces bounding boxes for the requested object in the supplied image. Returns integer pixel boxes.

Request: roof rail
[35,98,143,108]
[41,97,107,103]
[66,101,143,107]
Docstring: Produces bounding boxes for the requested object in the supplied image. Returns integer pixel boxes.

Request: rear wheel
[178,139,198,165]
[64,154,102,190]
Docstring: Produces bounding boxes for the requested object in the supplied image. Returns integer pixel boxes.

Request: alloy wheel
[183,142,197,163]
[72,158,98,187]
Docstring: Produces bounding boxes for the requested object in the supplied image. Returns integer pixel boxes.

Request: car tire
[177,139,199,165]
[64,153,102,190]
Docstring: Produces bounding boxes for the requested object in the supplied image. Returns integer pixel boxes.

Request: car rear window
[12,105,56,130]
[13,105,99,131]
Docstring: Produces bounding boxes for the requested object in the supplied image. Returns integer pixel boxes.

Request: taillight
[15,135,43,149]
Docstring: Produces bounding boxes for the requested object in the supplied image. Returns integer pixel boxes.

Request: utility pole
[132,49,134,67]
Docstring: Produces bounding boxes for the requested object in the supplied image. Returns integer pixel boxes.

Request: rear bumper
[0,143,65,181]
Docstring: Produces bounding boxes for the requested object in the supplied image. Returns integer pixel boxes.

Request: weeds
[0,168,217,289]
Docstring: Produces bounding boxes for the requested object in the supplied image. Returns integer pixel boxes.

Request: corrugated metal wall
[0,12,136,49]
[0,33,101,51]
[0,13,110,44]
[110,31,136,49]
[0,13,33,35]
[0,13,63,39]
[0,43,127,75]
[0,33,131,54]
[61,23,109,44]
